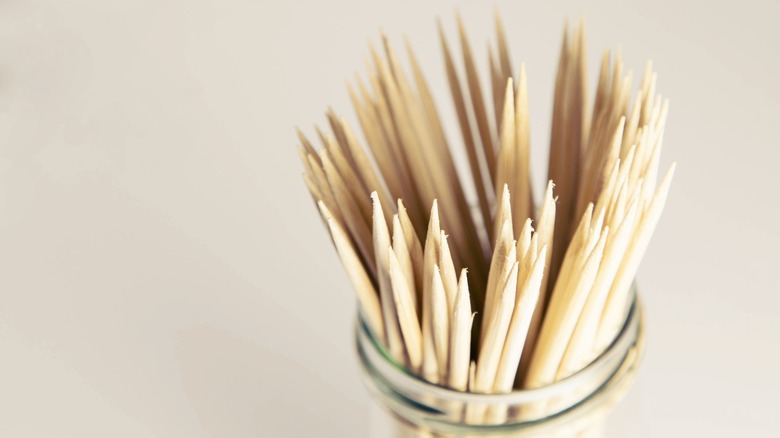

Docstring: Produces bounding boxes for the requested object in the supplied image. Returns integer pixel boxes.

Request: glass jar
[355,288,644,437]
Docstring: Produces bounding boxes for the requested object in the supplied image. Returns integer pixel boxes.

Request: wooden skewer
[296,128,321,166]
[438,20,493,239]
[449,269,473,391]
[321,132,373,226]
[546,22,583,304]
[406,39,488,266]
[365,56,428,230]
[494,245,547,392]
[388,247,423,371]
[305,153,344,227]
[421,200,442,383]
[516,218,533,271]
[516,183,554,382]
[371,43,437,219]
[319,202,384,343]
[557,195,639,379]
[393,215,416,301]
[596,163,676,350]
[398,199,424,313]
[475,261,519,392]
[340,116,395,218]
[372,192,406,363]
[525,204,607,388]
[431,266,451,383]
[323,153,375,275]
[439,231,459,316]
[349,79,408,210]
[494,9,513,88]
[492,184,513,249]
[484,245,544,424]
[489,46,505,136]
[481,218,516,344]
[299,15,675,399]
[513,64,533,227]
[495,82,516,228]
[456,13,496,185]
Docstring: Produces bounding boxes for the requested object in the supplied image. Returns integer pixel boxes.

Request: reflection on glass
[357,292,644,437]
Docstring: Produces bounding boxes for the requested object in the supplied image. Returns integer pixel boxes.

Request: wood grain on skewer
[475,262,519,392]
[305,153,343,225]
[323,153,375,275]
[525,225,608,389]
[557,195,639,379]
[547,22,591,302]
[481,218,515,345]
[533,181,557,298]
[389,247,423,372]
[596,163,676,351]
[431,266,451,383]
[492,184,513,249]
[524,203,596,387]
[456,13,496,185]
[516,218,533,273]
[406,41,486,261]
[319,202,384,343]
[321,133,373,225]
[494,10,513,89]
[495,245,546,392]
[513,64,533,227]
[377,36,487,284]
[438,20,493,245]
[397,199,424,314]
[421,200,442,383]
[349,80,407,207]
[439,231,459,316]
[366,60,428,230]
[449,269,473,391]
[371,44,437,220]
[392,215,416,300]
[372,192,406,363]
[296,128,321,166]
[489,48,504,135]
[339,116,395,217]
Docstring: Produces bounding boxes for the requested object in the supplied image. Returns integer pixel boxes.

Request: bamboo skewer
[298,14,675,409]
[475,262,519,392]
[372,192,406,363]
[449,269,473,391]
[320,203,385,343]
[431,266,451,383]
[398,199,424,313]
[494,245,546,392]
[388,247,423,371]
[392,215,416,302]
[518,181,557,383]
[513,65,533,228]
[438,21,493,248]
[456,14,496,186]
[422,201,443,384]
[439,231,459,316]
[596,163,676,350]
[481,217,516,344]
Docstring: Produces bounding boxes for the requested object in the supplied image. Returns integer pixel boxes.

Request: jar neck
[355,291,644,436]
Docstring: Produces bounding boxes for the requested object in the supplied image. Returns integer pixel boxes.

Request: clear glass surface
[356,287,644,437]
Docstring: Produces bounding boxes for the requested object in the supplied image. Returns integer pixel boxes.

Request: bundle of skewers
[297,14,674,396]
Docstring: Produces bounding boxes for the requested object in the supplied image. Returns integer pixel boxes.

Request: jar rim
[355,285,641,405]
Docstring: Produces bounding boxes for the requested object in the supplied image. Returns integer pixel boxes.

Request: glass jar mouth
[355,285,644,430]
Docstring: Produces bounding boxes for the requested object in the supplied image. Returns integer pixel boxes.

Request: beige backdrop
[0,0,778,436]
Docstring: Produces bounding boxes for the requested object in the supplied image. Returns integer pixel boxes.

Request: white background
[0,0,778,436]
